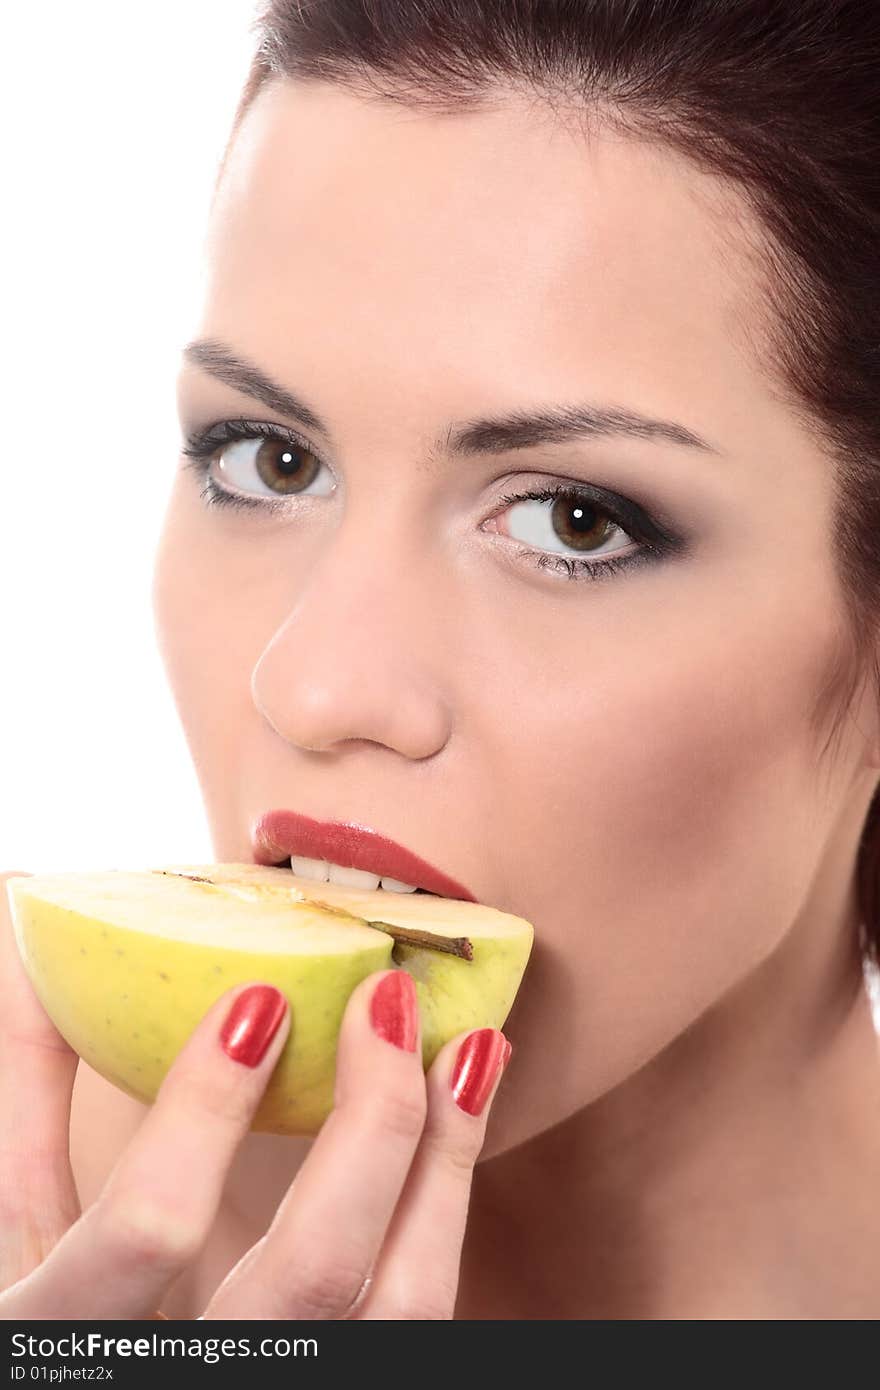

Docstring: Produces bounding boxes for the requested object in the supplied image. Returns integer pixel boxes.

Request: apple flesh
[5,863,534,1135]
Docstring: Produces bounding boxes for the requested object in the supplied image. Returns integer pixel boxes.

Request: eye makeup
[181,417,688,585]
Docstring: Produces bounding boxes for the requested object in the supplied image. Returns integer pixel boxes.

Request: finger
[0,980,289,1319]
[355,1027,510,1320]
[0,872,81,1288]
[204,967,427,1320]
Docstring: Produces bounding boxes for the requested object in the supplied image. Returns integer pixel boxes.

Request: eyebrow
[182,337,721,458]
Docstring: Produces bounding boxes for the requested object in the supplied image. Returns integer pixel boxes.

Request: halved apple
[5,863,534,1135]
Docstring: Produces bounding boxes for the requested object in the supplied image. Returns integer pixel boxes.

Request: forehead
[199,80,766,441]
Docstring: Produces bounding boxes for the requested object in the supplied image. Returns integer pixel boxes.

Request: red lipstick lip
[251,809,479,903]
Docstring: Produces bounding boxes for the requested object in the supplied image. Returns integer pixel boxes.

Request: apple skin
[6,865,534,1135]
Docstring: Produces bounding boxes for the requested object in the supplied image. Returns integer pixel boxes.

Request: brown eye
[216,436,324,496]
[547,494,617,552]
[195,429,336,504]
[498,487,632,561]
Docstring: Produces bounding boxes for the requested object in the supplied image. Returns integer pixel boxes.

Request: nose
[250,507,454,761]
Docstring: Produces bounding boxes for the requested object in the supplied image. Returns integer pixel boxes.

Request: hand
[0,870,511,1319]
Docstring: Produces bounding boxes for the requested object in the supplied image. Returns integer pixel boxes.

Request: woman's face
[153,80,875,1157]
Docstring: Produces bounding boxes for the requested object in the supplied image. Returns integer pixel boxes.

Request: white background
[1,3,260,872]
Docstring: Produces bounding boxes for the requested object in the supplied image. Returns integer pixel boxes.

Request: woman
[2,0,880,1320]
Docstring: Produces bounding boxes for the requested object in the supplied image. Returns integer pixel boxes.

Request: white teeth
[328,862,381,891]
[290,855,330,882]
[288,856,420,894]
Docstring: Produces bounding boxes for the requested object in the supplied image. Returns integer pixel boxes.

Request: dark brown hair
[223,1,880,965]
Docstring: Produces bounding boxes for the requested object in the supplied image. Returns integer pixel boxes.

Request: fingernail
[450,1029,508,1116]
[369,971,418,1052]
[219,985,287,1067]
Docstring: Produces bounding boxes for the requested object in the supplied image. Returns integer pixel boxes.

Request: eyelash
[180,418,678,584]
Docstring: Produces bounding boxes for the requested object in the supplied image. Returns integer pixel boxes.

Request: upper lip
[251,809,478,902]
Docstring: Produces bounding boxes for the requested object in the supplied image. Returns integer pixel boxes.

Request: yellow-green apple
[5,863,533,1135]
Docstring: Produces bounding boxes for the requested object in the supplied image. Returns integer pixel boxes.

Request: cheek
[509,648,818,952]
[473,578,844,1141]
[151,484,262,814]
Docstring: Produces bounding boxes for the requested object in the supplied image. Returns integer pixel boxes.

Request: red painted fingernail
[369,971,418,1052]
[450,1029,508,1116]
[219,985,287,1067]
